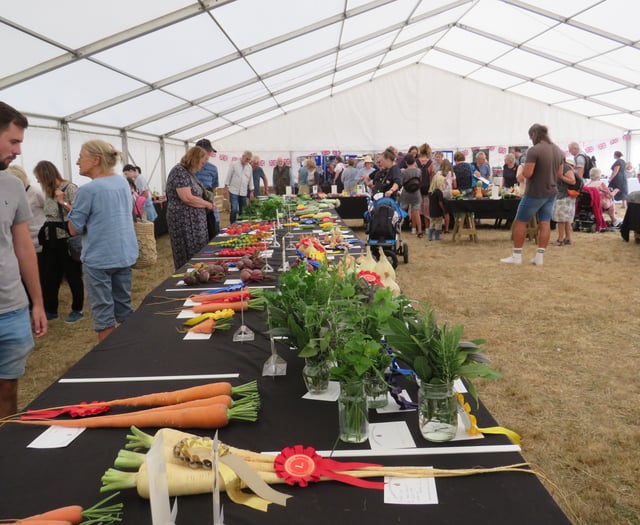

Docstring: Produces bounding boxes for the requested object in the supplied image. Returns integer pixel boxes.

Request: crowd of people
[1,95,637,418]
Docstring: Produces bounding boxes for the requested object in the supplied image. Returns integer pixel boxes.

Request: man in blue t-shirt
[194,138,219,238]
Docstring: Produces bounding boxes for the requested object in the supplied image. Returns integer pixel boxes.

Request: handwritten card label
[369,422,416,450]
[384,474,438,505]
[28,426,85,448]
[183,332,211,340]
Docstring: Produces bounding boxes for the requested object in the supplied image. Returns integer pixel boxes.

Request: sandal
[417,232,424,238]
[554,240,564,246]
[563,239,572,245]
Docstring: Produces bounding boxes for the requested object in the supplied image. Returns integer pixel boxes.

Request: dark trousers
[41,239,84,314]
[205,209,218,240]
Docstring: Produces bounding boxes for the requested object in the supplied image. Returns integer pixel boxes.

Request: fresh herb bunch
[258,196,285,220]
[383,303,501,401]
[265,262,345,361]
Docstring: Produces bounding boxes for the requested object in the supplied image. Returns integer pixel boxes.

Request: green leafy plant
[383,303,501,402]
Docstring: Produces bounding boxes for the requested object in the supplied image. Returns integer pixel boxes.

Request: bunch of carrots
[181,308,235,335]
[3,492,122,524]
[189,289,265,314]
[4,381,260,430]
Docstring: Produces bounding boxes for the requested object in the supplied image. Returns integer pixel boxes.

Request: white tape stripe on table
[59,373,240,384]
[260,444,521,457]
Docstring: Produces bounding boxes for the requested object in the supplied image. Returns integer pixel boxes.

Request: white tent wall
[11,65,637,194]
[215,64,628,163]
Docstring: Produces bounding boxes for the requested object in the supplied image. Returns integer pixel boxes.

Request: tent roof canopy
[2,0,639,143]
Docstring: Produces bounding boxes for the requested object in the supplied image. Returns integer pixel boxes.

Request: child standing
[428,173,446,240]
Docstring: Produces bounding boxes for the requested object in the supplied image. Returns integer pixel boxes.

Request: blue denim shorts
[0,307,34,379]
[84,266,133,331]
[515,195,556,223]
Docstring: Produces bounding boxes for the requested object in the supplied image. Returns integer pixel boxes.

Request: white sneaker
[500,255,522,264]
[531,255,544,265]
[411,228,417,235]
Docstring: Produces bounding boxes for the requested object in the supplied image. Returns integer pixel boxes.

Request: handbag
[57,203,82,262]
[132,219,157,269]
[195,179,216,203]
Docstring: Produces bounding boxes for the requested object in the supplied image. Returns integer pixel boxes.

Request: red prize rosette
[274,445,385,489]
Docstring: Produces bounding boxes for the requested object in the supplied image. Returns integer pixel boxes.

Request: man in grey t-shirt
[0,101,47,417]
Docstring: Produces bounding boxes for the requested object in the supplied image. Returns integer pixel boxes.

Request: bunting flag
[209,133,631,168]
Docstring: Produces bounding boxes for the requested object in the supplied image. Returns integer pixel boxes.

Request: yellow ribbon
[456,393,521,445]
[218,461,271,512]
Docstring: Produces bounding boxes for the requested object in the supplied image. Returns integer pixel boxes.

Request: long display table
[0,219,571,524]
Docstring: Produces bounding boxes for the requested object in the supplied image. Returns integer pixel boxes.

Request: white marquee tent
[2,0,639,192]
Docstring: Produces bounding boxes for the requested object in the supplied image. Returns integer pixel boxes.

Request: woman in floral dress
[166,146,214,269]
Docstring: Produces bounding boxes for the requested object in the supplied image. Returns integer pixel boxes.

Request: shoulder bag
[56,202,83,262]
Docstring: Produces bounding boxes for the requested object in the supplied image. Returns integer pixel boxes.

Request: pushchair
[573,187,606,232]
[364,195,409,268]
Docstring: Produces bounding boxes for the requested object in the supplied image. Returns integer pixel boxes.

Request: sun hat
[363,155,374,163]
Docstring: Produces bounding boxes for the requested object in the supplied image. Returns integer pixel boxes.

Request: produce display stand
[0,213,571,524]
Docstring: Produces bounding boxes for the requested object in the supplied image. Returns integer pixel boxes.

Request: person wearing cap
[194,139,219,238]
[551,157,577,246]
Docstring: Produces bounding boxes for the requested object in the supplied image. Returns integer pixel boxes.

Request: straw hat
[363,155,374,163]
[565,157,575,166]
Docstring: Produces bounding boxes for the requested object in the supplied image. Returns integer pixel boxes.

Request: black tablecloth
[446,198,520,220]
[335,196,369,220]
[620,201,640,241]
[0,221,571,524]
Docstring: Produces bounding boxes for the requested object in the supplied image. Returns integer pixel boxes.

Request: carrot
[18,506,82,523]
[189,290,252,302]
[138,394,233,413]
[193,300,248,313]
[107,379,257,407]
[13,493,122,524]
[12,518,74,525]
[192,296,265,313]
[188,318,216,333]
[15,403,258,429]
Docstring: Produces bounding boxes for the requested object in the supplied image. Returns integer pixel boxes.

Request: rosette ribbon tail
[320,458,386,489]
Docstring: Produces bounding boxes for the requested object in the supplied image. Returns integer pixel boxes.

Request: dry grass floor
[18,209,640,525]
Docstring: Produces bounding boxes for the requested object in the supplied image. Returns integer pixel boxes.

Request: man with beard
[0,101,47,417]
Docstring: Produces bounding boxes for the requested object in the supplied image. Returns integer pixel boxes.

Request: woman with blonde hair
[34,160,84,323]
[166,146,213,269]
[67,140,138,341]
[428,172,446,241]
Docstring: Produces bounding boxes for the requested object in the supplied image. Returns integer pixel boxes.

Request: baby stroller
[573,187,606,232]
[364,195,409,268]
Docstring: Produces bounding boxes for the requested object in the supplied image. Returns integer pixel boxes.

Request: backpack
[367,203,398,240]
[576,152,594,180]
[403,175,421,193]
[418,159,432,195]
